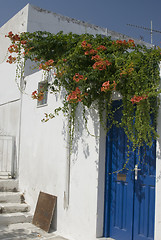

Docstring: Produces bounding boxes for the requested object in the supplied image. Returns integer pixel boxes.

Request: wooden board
[32,191,57,232]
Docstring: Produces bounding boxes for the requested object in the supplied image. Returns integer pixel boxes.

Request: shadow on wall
[61,102,100,164]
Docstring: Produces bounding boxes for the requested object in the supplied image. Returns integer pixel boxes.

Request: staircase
[0,179,32,226]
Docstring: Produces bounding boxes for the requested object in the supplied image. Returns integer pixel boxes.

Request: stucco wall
[0,4,28,176]
[0,6,107,239]
[154,65,161,240]
[27,4,107,35]
[155,116,161,240]
[18,70,102,240]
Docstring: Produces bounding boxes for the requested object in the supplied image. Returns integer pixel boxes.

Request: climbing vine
[5,31,161,153]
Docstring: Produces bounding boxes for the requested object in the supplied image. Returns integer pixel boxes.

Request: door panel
[133,144,156,240]
[106,100,134,239]
[104,100,156,240]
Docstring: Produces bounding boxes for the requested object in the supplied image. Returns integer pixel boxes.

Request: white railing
[0,136,15,178]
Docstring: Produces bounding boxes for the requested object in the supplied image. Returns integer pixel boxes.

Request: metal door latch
[134,164,141,180]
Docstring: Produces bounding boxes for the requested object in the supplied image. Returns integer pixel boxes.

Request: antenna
[127,21,161,45]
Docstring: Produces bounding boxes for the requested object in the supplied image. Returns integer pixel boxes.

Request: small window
[37,81,48,107]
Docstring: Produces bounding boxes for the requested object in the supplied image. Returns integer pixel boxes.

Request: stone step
[0,179,18,192]
[0,203,30,213]
[0,192,24,203]
[0,212,32,225]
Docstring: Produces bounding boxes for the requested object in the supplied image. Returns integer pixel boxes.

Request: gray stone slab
[0,223,69,240]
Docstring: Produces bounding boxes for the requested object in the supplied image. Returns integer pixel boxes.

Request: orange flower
[31,90,44,101]
[93,60,112,71]
[67,87,88,103]
[21,40,27,45]
[39,59,54,71]
[91,55,101,61]
[6,55,16,64]
[112,39,135,48]
[73,73,87,82]
[81,41,92,50]
[67,87,81,103]
[101,81,116,92]
[8,44,19,53]
[128,39,135,47]
[130,95,148,104]
[97,45,107,51]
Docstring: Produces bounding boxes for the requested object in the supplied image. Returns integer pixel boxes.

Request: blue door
[104,100,156,240]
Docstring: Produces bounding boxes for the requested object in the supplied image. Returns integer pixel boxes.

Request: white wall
[0,5,29,176]
[154,65,161,240]
[18,70,102,240]
[27,4,107,35]
[155,114,161,239]
[0,6,107,239]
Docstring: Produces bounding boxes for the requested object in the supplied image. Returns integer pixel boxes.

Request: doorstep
[98,238,115,240]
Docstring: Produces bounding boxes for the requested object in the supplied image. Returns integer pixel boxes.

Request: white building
[0,4,161,240]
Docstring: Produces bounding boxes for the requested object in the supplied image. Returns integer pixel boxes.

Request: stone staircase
[0,179,32,226]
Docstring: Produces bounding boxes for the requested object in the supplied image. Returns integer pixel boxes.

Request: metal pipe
[64,105,71,209]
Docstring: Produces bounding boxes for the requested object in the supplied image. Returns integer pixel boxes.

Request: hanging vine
[5,31,161,152]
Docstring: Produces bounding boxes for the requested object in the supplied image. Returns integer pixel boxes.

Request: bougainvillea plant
[5,31,161,155]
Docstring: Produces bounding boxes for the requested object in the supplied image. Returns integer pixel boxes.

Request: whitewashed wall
[0,5,28,176]
[154,65,161,240]
[0,5,108,239]
[18,70,104,240]
[155,113,161,239]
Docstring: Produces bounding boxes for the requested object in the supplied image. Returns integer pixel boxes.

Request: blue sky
[1,0,161,46]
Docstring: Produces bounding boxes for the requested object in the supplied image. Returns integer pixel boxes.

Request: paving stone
[0,223,69,240]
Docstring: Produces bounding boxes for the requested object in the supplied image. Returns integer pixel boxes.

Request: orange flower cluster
[6,32,30,64]
[130,95,148,104]
[73,73,87,82]
[67,87,88,103]
[85,49,98,55]
[31,90,44,101]
[21,40,27,45]
[93,60,112,71]
[6,55,16,64]
[8,44,19,53]
[112,39,135,47]
[5,31,20,42]
[39,59,54,71]
[81,41,111,71]
[91,55,101,61]
[6,31,32,64]
[101,81,116,92]
[97,45,107,51]
[81,41,92,50]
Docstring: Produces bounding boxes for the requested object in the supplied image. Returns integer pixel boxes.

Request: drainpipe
[17,66,26,179]
[17,89,23,179]
[64,105,71,209]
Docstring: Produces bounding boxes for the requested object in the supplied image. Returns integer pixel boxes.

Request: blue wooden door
[104,100,156,240]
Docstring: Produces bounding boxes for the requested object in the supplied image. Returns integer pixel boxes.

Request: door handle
[134,164,141,180]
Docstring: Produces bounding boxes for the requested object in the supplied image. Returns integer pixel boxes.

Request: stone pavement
[0,222,68,240]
